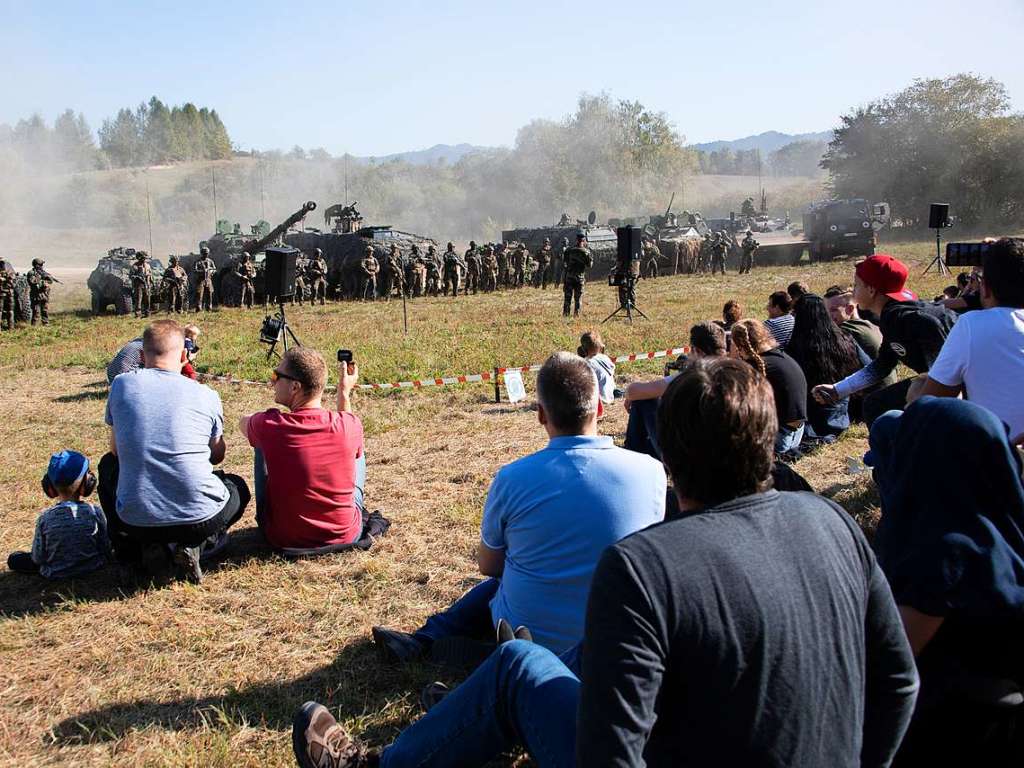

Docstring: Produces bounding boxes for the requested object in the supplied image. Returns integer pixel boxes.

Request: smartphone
[337,349,354,363]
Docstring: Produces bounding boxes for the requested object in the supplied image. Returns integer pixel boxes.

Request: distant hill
[361,143,493,165]
[691,130,833,154]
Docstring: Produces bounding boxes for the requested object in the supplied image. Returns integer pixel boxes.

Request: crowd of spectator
[7,239,1024,767]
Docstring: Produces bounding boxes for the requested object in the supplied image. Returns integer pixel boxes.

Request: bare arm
[209,435,226,465]
[624,377,670,411]
[899,605,945,656]
[108,427,118,457]
[913,376,962,402]
[238,414,252,438]
[477,542,506,577]
[337,362,359,413]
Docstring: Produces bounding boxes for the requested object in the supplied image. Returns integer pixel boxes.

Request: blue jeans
[624,397,661,460]
[414,577,500,645]
[380,640,578,768]
[253,448,366,526]
[774,422,805,454]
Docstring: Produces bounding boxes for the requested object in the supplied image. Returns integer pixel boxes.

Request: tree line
[0,97,233,173]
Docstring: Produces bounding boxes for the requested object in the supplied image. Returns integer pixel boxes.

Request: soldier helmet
[469,240,476,248]
[135,252,146,261]
[366,244,374,254]
[427,244,436,252]
[575,232,586,241]
[200,246,210,256]
[169,255,179,265]
[746,230,753,235]
[32,258,44,267]
[543,237,550,244]
[411,244,420,253]
[446,241,455,249]
[390,243,399,251]
[241,252,251,262]
[314,247,323,256]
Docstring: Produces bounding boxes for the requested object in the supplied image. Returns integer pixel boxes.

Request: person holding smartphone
[238,347,367,552]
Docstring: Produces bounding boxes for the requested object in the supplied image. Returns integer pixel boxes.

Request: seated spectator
[812,254,957,427]
[764,290,795,348]
[577,330,615,404]
[181,323,201,379]
[239,348,373,553]
[372,352,665,662]
[730,319,808,453]
[98,320,250,583]
[715,299,743,333]
[624,321,726,460]
[786,294,868,439]
[866,397,1024,765]
[788,280,809,303]
[293,358,918,768]
[917,237,1024,438]
[106,335,143,384]
[7,450,109,579]
[942,267,984,313]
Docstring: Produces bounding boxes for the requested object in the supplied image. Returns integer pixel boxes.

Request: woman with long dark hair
[785,294,868,438]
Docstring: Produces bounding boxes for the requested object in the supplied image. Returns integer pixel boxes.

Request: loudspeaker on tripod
[264,246,299,298]
[928,203,950,230]
[616,225,642,262]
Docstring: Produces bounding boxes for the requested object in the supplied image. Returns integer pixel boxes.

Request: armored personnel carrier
[2,261,31,323]
[502,212,619,276]
[88,248,165,315]
[284,202,436,299]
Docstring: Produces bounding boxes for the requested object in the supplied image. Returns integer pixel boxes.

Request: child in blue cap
[7,450,110,578]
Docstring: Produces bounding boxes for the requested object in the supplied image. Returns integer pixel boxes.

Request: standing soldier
[236,252,257,308]
[711,232,729,276]
[562,232,593,318]
[293,253,308,305]
[163,255,188,313]
[307,248,327,305]
[405,245,420,297]
[496,243,510,288]
[129,252,152,318]
[359,245,380,301]
[425,245,441,297]
[464,245,481,295]
[411,251,427,297]
[442,241,462,298]
[534,237,553,289]
[554,236,569,285]
[381,244,404,301]
[479,244,497,292]
[739,230,759,274]
[194,246,216,311]
[698,232,713,275]
[643,239,663,279]
[511,243,527,288]
[0,258,15,331]
[27,258,54,325]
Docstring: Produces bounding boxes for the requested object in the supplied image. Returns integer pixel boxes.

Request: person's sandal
[293,701,378,768]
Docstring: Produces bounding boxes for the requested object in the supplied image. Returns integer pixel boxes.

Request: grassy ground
[0,241,951,767]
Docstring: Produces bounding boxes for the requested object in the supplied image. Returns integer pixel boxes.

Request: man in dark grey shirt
[290,358,919,768]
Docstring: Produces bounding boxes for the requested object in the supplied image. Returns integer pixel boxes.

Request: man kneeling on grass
[372,351,665,665]
[293,357,919,768]
[239,348,384,554]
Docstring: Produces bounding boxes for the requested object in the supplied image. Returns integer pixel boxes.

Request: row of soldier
[0,257,56,330]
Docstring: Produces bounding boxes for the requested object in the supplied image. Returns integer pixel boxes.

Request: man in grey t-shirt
[98,320,250,581]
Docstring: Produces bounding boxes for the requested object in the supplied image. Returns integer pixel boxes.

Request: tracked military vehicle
[88,248,165,315]
[284,202,436,299]
[502,212,619,276]
[2,261,31,323]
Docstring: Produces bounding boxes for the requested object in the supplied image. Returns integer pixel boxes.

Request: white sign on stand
[504,370,527,403]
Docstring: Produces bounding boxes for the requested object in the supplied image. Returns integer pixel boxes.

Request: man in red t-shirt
[239,347,365,550]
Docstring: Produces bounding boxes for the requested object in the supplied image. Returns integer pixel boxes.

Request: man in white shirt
[919,238,1024,439]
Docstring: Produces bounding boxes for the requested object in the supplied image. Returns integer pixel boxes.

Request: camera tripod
[261,300,303,360]
[602,276,648,324]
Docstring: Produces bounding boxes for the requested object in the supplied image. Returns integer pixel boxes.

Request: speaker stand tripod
[263,301,303,360]
[923,226,950,277]
[603,280,648,325]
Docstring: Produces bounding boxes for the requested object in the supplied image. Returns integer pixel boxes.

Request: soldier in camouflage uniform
[27,258,53,325]
[360,245,380,301]
[554,236,569,285]
[236,252,257,308]
[0,258,15,331]
[293,253,308,305]
[308,248,327,305]
[479,244,497,292]
[129,252,152,318]
[464,244,481,295]
[194,246,216,311]
[442,242,462,298]
[425,245,441,297]
[381,244,404,301]
[642,240,663,279]
[711,232,729,276]
[162,255,188,313]
[739,230,759,274]
[509,243,525,288]
[534,237,553,289]
[562,233,593,317]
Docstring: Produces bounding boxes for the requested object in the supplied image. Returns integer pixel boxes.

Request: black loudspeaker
[929,203,950,229]
[264,246,299,298]
[616,225,642,263]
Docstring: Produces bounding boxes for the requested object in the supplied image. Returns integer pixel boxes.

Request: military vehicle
[609,196,708,274]
[502,212,619,276]
[177,200,318,306]
[284,202,436,299]
[2,261,31,323]
[88,248,165,315]
[802,199,889,262]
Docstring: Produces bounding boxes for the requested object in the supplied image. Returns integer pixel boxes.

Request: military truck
[88,248,165,315]
[177,200,317,306]
[2,261,31,324]
[284,204,436,299]
[502,212,619,276]
[802,199,890,262]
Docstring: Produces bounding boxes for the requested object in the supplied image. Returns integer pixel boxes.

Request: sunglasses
[270,369,304,385]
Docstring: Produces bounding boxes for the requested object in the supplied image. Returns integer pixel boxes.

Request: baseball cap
[855,254,918,301]
[47,450,89,488]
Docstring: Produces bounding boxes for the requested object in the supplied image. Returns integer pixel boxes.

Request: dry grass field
[0,241,955,766]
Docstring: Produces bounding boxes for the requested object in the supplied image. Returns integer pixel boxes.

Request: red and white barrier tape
[197,344,689,392]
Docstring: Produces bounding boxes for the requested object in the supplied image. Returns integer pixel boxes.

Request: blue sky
[2,0,1022,156]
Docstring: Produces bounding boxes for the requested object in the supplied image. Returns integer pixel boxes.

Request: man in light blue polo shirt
[372,351,666,662]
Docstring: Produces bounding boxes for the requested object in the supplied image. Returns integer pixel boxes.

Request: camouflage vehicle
[177,201,318,306]
[284,206,435,299]
[2,261,31,323]
[802,199,890,262]
[88,247,165,315]
[609,197,709,273]
[502,212,619,276]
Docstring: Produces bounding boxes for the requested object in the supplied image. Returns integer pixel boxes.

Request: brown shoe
[292,702,377,768]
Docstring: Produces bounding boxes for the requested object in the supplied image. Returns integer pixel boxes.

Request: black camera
[337,349,354,363]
